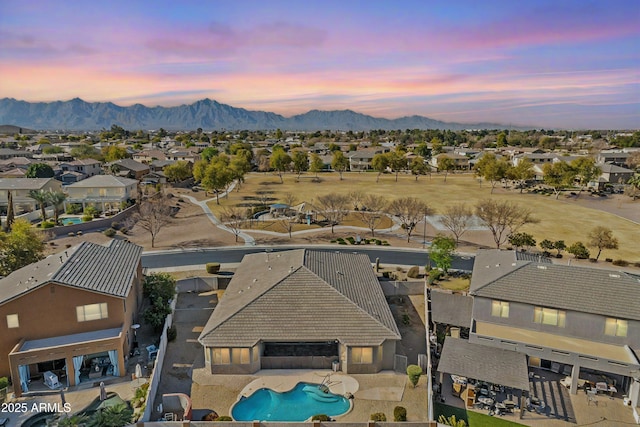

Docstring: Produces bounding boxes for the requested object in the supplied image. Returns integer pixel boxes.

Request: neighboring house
[347,148,389,171]
[0,168,27,178]
[141,171,167,185]
[512,152,559,166]
[166,150,199,163]
[0,178,63,213]
[0,148,32,160]
[133,149,167,164]
[106,159,150,180]
[455,250,639,405]
[59,171,85,185]
[198,249,401,375]
[64,175,138,212]
[59,158,102,181]
[430,153,470,170]
[596,163,635,186]
[149,159,176,173]
[597,151,631,167]
[0,240,143,397]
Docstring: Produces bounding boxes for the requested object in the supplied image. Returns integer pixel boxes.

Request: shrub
[370,413,387,422]
[407,266,420,278]
[167,324,177,341]
[612,259,629,266]
[375,239,382,245]
[68,232,75,237]
[382,271,390,278]
[76,231,83,236]
[82,214,93,222]
[111,221,121,230]
[346,236,356,244]
[206,262,221,274]
[41,221,55,229]
[0,376,8,389]
[407,364,422,387]
[104,228,117,237]
[605,258,613,262]
[393,406,407,422]
[202,411,219,421]
[312,414,330,421]
[216,416,232,421]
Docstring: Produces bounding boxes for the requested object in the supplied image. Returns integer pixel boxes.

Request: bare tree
[276,218,295,239]
[349,190,366,210]
[135,196,173,248]
[440,203,473,244]
[220,206,248,243]
[587,226,618,261]
[315,193,350,233]
[387,197,432,242]
[475,199,537,248]
[282,192,297,208]
[354,194,388,237]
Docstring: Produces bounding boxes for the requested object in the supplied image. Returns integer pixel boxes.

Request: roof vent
[253,278,257,283]
[609,273,620,278]
[495,264,500,267]
[537,265,547,270]
[512,263,517,266]
[268,266,272,271]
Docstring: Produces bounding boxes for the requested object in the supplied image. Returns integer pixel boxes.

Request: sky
[1,0,639,129]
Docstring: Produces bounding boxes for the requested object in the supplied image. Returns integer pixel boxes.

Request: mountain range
[0,98,520,131]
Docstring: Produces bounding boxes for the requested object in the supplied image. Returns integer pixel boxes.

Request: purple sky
[1,0,638,129]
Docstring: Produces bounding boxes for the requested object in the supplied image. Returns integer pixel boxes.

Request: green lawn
[435,403,525,427]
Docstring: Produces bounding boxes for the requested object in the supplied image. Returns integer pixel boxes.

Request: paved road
[141,245,475,271]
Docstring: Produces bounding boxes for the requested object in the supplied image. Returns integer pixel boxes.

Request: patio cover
[430,291,473,328]
[14,328,122,353]
[437,337,530,391]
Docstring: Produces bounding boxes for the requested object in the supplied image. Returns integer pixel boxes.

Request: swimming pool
[231,382,350,421]
[61,217,84,225]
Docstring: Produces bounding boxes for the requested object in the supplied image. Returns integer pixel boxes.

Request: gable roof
[108,158,150,171]
[470,251,640,321]
[0,240,142,305]
[198,249,400,347]
[65,175,137,188]
[431,291,473,328]
[0,177,56,191]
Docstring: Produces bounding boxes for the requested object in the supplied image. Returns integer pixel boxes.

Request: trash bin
[332,360,340,372]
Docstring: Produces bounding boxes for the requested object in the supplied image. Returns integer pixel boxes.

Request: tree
[438,414,467,427]
[475,199,537,248]
[387,151,407,182]
[567,241,590,259]
[587,226,618,261]
[29,189,49,220]
[163,161,192,182]
[5,190,14,231]
[406,365,422,388]
[440,203,473,244]
[430,234,456,272]
[331,150,349,180]
[309,153,324,179]
[230,156,251,189]
[553,240,566,257]
[202,156,233,204]
[625,151,640,171]
[354,194,387,237]
[220,206,247,242]
[437,156,455,182]
[102,145,129,162]
[539,239,555,255]
[410,156,430,180]
[46,191,67,225]
[387,197,431,242]
[372,153,389,182]
[543,161,576,199]
[201,147,219,162]
[474,153,509,193]
[508,232,536,251]
[70,144,101,160]
[25,163,54,178]
[0,218,46,275]
[571,157,601,196]
[292,151,309,180]
[270,148,291,183]
[507,158,535,193]
[496,131,508,148]
[430,137,443,154]
[86,403,133,427]
[315,193,349,233]
[135,195,173,248]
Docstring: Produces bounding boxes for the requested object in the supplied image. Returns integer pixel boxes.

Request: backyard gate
[394,354,408,373]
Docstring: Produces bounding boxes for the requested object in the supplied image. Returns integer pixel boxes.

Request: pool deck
[191,368,429,422]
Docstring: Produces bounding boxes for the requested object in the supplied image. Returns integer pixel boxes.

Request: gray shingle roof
[472,261,640,321]
[0,240,142,304]
[0,177,55,190]
[431,291,473,328]
[438,337,530,390]
[469,249,549,293]
[198,249,401,347]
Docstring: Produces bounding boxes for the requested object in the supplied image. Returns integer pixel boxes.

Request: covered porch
[261,341,339,370]
[9,327,125,397]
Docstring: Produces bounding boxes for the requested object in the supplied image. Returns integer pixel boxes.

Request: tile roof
[65,175,138,188]
[198,249,400,347]
[0,240,142,304]
[0,177,56,190]
[108,158,150,171]
[437,337,530,390]
[431,291,473,328]
[471,252,640,321]
[469,249,550,293]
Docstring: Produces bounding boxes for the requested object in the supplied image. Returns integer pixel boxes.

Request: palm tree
[28,189,49,220]
[87,404,133,427]
[5,190,15,231]
[46,191,67,225]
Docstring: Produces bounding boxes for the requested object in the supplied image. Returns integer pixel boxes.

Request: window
[76,303,108,322]
[212,348,230,365]
[491,300,510,318]
[604,318,627,337]
[232,348,250,364]
[6,314,19,328]
[351,347,373,364]
[534,307,565,327]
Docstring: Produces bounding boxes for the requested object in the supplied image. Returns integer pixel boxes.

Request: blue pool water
[231,382,350,421]
[62,217,84,225]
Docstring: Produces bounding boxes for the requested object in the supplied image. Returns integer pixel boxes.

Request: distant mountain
[0,98,517,131]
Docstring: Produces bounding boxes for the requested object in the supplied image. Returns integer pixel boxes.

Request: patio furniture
[43,371,60,389]
[477,397,494,409]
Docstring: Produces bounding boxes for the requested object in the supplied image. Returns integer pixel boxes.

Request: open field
[205,171,639,262]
